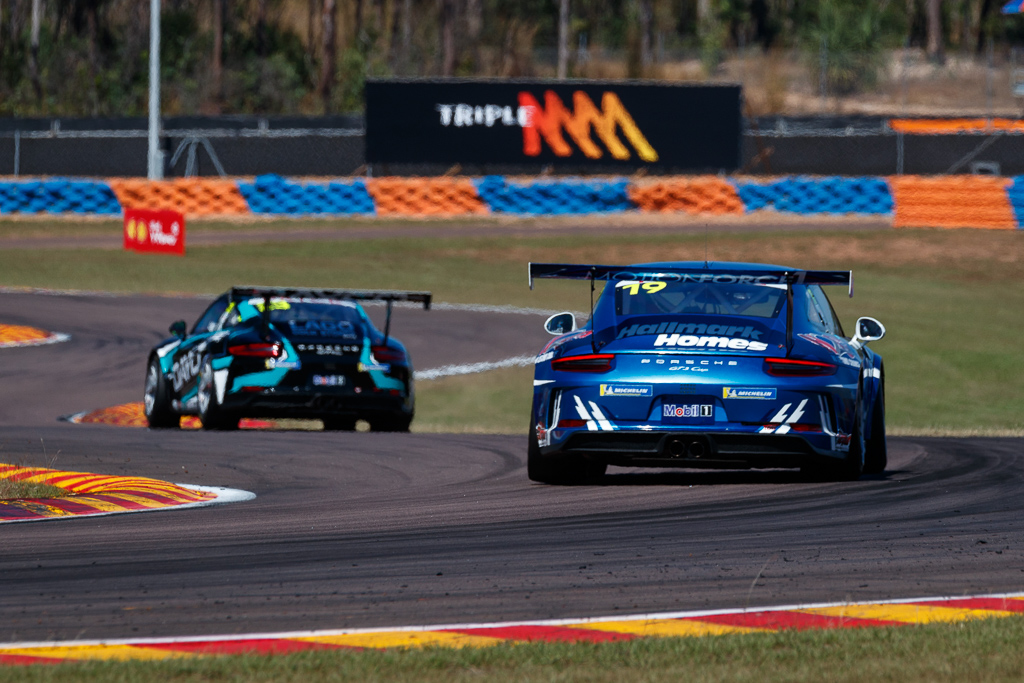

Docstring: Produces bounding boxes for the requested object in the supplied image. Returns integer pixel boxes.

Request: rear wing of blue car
[528,263,853,297]
[230,286,432,342]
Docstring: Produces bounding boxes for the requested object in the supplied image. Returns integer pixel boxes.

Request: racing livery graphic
[144,286,430,431]
[527,262,887,484]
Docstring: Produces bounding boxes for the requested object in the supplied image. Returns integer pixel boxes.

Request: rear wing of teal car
[230,286,432,341]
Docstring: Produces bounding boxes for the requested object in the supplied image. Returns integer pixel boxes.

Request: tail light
[371,345,406,363]
[229,342,281,358]
[556,419,588,428]
[763,358,837,377]
[551,353,615,373]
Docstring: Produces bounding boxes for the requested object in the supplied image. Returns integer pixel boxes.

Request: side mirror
[169,320,187,339]
[851,316,885,348]
[543,312,577,336]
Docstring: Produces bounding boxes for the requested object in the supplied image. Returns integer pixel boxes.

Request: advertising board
[366,79,741,170]
[123,208,186,256]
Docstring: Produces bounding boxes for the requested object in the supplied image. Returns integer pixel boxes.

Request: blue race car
[527,262,886,483]
[144,286,430,431]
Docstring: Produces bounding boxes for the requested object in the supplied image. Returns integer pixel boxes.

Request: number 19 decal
[620,281,667,296]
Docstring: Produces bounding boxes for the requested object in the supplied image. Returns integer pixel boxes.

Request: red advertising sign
[123,209,186,256]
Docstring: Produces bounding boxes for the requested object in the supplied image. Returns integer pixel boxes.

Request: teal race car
[144,286,431,431]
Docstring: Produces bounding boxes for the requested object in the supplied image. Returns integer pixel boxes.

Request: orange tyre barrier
[365,178,488,216]
[108,179,250,217]
[889,175,1016,230]
[628,177,744,214]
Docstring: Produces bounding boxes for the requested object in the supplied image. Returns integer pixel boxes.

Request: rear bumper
[546,429,842,469]
[222,389,410,420]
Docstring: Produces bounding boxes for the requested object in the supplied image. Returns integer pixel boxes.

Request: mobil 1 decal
[616,321,770,352]
[662,398,714,425]
[365,79,741,170]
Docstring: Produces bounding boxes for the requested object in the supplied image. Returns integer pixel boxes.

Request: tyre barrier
[108,178,250,216]
[0,179,120,214]
[0,175,1021,228]
[733,176,894,215]
[367,177,487,216]
[889,175,1016,230]
[239,175,375,215]
[475,176,632,214]
[628,177,743,214]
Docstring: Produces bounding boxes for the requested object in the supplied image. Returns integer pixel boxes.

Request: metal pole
[147,0,163,180]
[13,130,19,177]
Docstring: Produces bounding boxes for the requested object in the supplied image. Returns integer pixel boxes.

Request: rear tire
[864,382,887,474]
[371,414,412,433]
[323,416,357,431]
[527,431,606,485]
[197,357,238,431]
[144,357,180,429]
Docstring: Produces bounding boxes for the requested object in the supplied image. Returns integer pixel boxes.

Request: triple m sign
[366,80,741,170]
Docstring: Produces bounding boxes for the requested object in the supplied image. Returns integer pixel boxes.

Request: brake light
[229,342,282,358]
[556,419,588,428]
[371,345,406,363]
[551,353,615,373]
[763,358,837,377]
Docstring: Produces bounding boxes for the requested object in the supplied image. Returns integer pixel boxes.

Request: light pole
[147,0,163,179]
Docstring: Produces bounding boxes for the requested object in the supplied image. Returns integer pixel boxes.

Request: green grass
[1,225,1022,434]
[6,616,1024,682]
[0,478,67,500]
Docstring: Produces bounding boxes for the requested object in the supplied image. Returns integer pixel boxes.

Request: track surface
[1,291,1023,643]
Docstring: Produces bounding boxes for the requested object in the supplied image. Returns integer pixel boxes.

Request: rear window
[255,298,363,325]
[613,281,785,319]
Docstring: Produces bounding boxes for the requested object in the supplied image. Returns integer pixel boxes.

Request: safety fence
[0,174,1023,229]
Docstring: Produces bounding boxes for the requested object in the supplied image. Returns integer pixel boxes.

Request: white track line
[1,590,1021,649]
[415,354,537,380]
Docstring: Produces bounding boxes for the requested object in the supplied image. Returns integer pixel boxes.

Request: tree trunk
[440,0,455,76]
[926,0,944,64]
[319,0,336,113]
[467,0,482,73]
[557,0,568,78]
[29,0,42,102]
[399,0,411,73]
[639,0,652,70]
[212,0,224,109]
[256,0,268,57]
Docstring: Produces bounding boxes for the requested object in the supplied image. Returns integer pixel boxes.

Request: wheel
[864,382,887,474]
[371,414,412,433]
[527,431,606,485]
[197,356,238,431]
[143,357,180,429]
[323,416,357,431]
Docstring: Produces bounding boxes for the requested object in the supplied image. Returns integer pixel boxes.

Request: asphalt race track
[1,290,1023,643]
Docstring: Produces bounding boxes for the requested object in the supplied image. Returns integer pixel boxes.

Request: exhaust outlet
[687,440,705,458]
[666,438,687,458]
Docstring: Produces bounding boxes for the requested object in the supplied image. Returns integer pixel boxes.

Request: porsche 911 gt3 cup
[527,262,886,483]
[144,286,430,431]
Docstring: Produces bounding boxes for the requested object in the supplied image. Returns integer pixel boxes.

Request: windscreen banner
[365,79,742,171]
[123,208,186,256]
